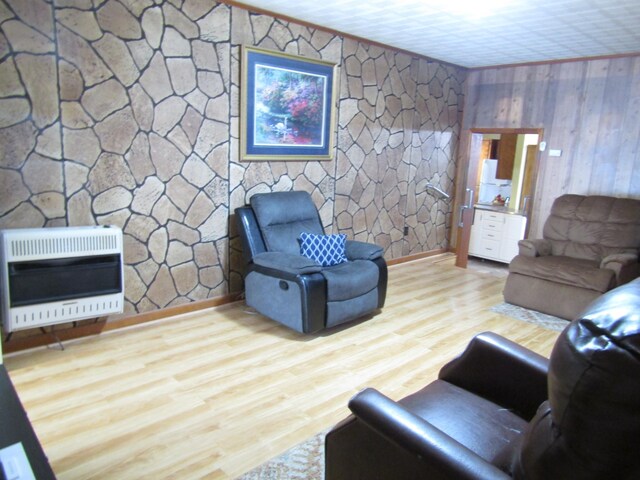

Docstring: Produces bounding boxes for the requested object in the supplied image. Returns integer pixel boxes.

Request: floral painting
[255,66,325,146]
[241,47,337,161]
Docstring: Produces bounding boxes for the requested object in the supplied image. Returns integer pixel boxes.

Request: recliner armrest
[438,332,549,419]
[235,205,267,264]
[348,388,511,480]
[518,238,551,257]
[252,251,322,275]
[345,240,383,260]
[600,252,639,285]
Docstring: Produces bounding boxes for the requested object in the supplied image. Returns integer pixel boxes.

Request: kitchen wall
[0,0,465,318]
[462,56,640,238]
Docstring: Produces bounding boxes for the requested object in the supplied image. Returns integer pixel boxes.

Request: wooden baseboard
[386,248,449,266]
[3,248,449,354]
[2,293,240,354]
[104,293,241,332]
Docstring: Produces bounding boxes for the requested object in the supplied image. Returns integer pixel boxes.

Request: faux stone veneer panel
[0,0,230,315]
[335,41,464,258]
[0,0,60,229]
[0,0,464,321]
[405,58,464,256]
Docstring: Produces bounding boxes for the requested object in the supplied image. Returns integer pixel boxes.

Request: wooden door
[496,133,518,179]
[455,134,483,268]
[520,145,537,211]
[520,144,539,236]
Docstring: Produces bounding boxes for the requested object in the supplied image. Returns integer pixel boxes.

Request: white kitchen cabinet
[469,208,526,263]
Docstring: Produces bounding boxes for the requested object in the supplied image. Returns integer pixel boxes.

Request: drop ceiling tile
[236,0,640,67]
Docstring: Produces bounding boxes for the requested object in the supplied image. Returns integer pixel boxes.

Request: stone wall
[335,42,462,259]
[0,0,465,319]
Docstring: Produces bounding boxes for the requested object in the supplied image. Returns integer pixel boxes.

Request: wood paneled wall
[461,55,640,238]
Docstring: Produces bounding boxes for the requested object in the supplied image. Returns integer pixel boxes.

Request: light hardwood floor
[3,255,560,479]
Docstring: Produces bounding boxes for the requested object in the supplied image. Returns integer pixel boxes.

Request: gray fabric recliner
[235,191,387,333]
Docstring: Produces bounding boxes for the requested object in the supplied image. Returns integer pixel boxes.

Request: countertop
[474,203,526,216]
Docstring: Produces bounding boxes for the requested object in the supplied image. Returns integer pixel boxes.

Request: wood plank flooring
[3,255,560,479]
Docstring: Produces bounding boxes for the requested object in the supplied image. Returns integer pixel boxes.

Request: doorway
[455,128,542,268]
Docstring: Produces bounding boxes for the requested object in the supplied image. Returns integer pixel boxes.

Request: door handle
[458,188,475,227]
[466,188,474,209]
[458,205,465,228]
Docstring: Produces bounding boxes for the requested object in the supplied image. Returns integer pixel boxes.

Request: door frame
[454,127,544,268]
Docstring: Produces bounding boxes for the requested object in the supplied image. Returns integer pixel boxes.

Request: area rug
[490,303,568,332]
[236,430,326,479]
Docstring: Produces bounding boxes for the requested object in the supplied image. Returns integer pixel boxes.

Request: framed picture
[241,46,337,161]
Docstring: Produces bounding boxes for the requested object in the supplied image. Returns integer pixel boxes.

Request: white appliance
[478,159,512,204]
[0,226,124,333]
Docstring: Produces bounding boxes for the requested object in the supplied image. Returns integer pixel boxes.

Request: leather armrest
[518,239,551,257]
[348,388,511,480]
[600,252,639,285]
[345,240,383,260]
[438,332,549,419]
[252,251,322,274]
[235,206,267,264]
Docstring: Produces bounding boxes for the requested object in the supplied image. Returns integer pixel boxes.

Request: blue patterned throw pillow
[299,232,348,267]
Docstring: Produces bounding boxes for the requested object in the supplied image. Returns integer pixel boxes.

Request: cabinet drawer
[482,219,504,232]
[478,238,501,259]
[481,229,501,241]
[483,211,503,222]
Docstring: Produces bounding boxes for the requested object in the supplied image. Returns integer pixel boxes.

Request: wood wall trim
[385,248,448,266]
[104,294,240,332]
[470,51,640,71]
[3,249,448,354]
[220,0,465,69]
[2,294,240,354]
[469,127,544,136]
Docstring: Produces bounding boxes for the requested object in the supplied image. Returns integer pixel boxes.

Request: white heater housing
[0,226,124,333]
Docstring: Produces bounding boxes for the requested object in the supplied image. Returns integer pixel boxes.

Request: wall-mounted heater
[0,226,124,334]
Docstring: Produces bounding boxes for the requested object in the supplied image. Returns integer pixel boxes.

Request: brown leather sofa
[504,194,640,319]
[325,278,640,479]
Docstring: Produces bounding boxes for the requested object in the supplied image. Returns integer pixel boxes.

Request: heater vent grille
[10,294,123,330]
[10,234,118,259]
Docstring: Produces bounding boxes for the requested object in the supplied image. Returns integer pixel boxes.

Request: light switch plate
[0,443,35,480]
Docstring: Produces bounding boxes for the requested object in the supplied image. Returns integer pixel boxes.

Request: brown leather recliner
[503,194,640,319]
[325,278,640,479]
